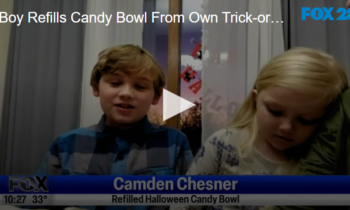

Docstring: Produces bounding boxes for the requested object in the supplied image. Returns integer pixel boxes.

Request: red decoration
[180,39,203,93]
[189,80,202,94]
[180,66,192,78]
[180,66,197,82]
[191,43,202,59]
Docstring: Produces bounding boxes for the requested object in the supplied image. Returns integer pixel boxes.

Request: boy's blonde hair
[231,47,349,174]
[90,44,166,97]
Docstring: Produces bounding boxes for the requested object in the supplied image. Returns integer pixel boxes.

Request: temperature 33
[32,195,48,203]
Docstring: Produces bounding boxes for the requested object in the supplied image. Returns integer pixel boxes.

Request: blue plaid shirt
[35,115,194,210]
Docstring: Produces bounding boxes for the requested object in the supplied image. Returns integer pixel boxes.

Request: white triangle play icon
[163,89,196,121]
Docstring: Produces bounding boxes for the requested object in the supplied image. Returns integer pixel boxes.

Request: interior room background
[1,0,349,175]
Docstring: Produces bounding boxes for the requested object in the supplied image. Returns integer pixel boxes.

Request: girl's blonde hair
[230,47,349,174]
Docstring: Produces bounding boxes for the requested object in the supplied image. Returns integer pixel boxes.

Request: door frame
[165,0,182,129]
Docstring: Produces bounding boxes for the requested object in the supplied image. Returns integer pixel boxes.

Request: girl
[172,47,349,210]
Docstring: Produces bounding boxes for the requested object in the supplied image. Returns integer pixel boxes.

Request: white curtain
[201,0,285,141]
[80,0,144,127]
[0,0,13,133]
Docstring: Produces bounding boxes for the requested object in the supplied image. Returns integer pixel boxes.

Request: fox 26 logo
[8,176,49,192]
[302,7,350,20]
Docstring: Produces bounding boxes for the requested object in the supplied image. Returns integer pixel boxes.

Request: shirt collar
[95,114,152,145]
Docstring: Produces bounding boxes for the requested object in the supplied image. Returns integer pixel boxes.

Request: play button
[163,89,195,121]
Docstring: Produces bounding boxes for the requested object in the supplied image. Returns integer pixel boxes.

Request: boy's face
[93,70,160,128]
[254,86,328,152]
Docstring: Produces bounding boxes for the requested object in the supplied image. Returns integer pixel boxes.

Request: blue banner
[1,175,350,194]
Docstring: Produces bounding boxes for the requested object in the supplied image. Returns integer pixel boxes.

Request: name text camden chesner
[0,11,276,27]
[113,177,238,191]
[112,177,239,205]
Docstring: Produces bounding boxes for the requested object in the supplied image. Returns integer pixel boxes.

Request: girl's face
[254,86,329,153]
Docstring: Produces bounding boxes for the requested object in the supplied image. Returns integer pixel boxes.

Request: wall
[0,0,14,129]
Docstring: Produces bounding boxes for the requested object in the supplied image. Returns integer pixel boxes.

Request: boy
[35,45,194,209]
